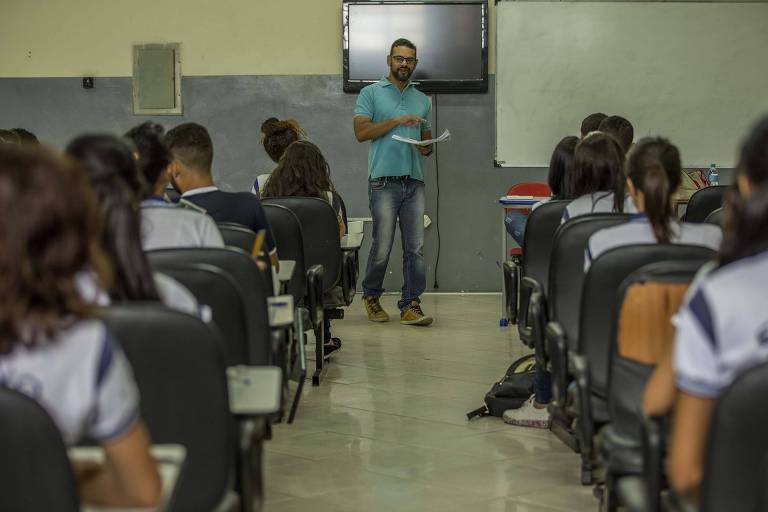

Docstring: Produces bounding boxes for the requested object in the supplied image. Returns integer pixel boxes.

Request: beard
[391,65,413,81]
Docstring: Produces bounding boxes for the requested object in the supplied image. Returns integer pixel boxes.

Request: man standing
[353,38,434,326]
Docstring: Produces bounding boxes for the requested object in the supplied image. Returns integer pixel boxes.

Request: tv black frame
[342,0,489,94]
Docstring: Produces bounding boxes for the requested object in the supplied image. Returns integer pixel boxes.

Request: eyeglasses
[391,56,418,65]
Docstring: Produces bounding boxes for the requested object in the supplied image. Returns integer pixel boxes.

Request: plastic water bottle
[709,163,719,186]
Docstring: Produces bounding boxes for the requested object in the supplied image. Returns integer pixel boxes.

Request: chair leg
[311,324,325,387]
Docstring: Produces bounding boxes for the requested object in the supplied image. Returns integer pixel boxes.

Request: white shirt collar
[182,186,219,198]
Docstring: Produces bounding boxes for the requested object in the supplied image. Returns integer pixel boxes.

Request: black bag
[467,354,536,419]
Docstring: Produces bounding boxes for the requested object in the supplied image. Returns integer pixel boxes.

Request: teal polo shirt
[354,77,432,181]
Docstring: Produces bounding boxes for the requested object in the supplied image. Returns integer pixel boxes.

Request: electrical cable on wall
[432,93,440,289]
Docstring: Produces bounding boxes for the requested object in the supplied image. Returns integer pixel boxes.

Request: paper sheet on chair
[392,129,451,146]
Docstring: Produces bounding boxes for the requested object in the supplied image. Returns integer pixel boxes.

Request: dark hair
[598,115,634,155]
[261,118,306,163]
[580,113,607,138]
[164,122,213,173]
[719,116,768,266]
[125,122,170,193]
[390,38,417,55]
[261,141,335,199]
[0,129,20,145]
[572,132,626,212]
[626,137,682,243]
[66,135,160,302]
[0,146,103,353]
[548,136,578,199]
[10,128,38,145]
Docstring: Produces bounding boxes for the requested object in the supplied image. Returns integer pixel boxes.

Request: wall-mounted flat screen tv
[343,1,488,94]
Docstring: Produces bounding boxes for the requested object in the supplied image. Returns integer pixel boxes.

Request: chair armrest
[305,264,324,328]
[268,295,295,328]
[572,353,595,484]
[227,366,283,416]
[287,307,307,424]
[546,321,569,408]
[340,250,357,305]
[502,260,519,325]
[518,276,544,345]
[642,413,665,512]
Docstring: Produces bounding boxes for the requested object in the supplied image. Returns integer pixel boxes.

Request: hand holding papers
[392,129,451,146]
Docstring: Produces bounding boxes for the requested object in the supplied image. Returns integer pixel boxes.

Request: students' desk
[72,444,186,512]
[497,196,550,326]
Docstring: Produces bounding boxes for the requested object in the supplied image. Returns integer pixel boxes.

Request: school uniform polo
[182,186,277,254]
[674,250,768,398]
[354,77,432,181]
[0,320,140,445]
[562,192,638,224]
[585,214,722,270]
[140,196,225,251]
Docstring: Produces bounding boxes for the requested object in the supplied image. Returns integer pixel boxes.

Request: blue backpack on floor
[466,354,536,419]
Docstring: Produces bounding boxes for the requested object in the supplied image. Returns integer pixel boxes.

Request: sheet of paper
[392,129,451,146]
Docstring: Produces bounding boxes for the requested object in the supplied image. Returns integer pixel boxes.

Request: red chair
[504,182,552,257]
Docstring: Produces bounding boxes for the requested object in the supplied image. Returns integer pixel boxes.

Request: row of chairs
[0,196,362,512]
[502,185,728,511]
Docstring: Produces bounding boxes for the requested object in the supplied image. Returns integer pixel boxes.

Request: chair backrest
[683,185,727,223]
[521,200,570,288]
[607,260,706,442]
[704,207,724,226]
[506,181,552,197]
[0,387,80,512]
[148,247,272,365]
[217,222,257,254]
[154,263,249,367]
[263,203,307,303]
[547,213,630,349]
[263,197,341,292]
[103,304,233,512]
[580,245,714,399]
[702,361,768,512]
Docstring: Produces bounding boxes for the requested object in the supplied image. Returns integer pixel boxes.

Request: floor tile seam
[330,402,488,429]
[512,490,597,511]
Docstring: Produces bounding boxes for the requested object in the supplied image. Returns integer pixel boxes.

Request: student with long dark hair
[261,140,345,355]
[561,132,630,223]
[642,116,768,503]
[504,136,578,245]
[0,146,161,507]
[66,134,199,314]
[586,137,722,269]
[252,118,306,196]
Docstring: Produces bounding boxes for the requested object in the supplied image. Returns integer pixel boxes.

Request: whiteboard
[495,2,768,168]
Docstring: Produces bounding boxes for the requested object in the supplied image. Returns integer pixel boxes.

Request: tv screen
[343,1,488,94]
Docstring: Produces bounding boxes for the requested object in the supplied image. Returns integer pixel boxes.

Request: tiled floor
[262,294,597,512]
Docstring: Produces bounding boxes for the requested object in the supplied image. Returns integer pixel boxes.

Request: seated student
[164,122,279,267]
[598,115,634,156]
[586,137,722,270]
[561,132,631,223]
[11,128,38,145]
[252,118,306,196]
[643,116,768,503]
[580,112,607,138]
[505,135,578,245]
[66,134,200,316]
[124,122,224,250]
[261,140,346,355]
[0,146,161,507]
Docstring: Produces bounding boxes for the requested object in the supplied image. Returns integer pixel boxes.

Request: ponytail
[626,137,682,243]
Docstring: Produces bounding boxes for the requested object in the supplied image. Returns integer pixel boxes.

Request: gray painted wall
[0,75,732,293]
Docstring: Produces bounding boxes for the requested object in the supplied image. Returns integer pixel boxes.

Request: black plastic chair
[148,247,273,367]
[682,185,727,223]
[513,200,569,346]
[0,387,80,512]
[704,207,724,226]
[218,222,257,254]
[262,203,312,307]
[599,260,707,511]
[103,304,236,512]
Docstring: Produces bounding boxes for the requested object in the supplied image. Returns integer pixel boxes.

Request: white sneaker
[502,395,551,429]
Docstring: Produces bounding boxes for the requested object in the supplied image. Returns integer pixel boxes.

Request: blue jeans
[363,178,426,312]
[533,365,552,405]
[504,211,528,247]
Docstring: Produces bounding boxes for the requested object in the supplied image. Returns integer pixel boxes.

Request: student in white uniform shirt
[642,116,768,503]
[67,135,200,316]
[586,137,722,271]
[124,122,224,250]
[0,146,161,507]
[561,132,635,223]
